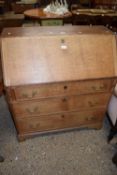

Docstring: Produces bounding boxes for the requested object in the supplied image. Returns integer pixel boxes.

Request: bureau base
[17,122,103,142]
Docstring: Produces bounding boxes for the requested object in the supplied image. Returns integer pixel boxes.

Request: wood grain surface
[7,78,114,101]
[2,26,117,140]
[2,26,113,37]
[15,108,106,134]
[24,8,72,19]
[1,26,117,87]
[11,92,111,116]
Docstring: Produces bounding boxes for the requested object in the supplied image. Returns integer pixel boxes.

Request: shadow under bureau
[1,26,117,141]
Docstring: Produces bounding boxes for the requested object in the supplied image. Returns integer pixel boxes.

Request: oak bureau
[1,26,117,141]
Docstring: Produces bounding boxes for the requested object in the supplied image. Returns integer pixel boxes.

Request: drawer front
[11,93,110,116]
[9,79,115,101]
[15,108,105,134]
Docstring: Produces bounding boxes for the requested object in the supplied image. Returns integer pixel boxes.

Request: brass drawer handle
[88,101,98,107]
[22,93,29,98]
[86,116,95,121]
[32,91,38,97]
[91,84,106,91]
[99,84,105,90]
[29,123,40,129]
[22,91,38,98]
[26,107,39,114]
[86,117,91,121]
[29,124,35,129]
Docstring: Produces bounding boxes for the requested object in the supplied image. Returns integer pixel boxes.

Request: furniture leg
[112,152,117,166]
[0,155,4,163]
[108,127,117,142]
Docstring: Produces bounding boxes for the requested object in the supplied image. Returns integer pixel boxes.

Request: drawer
[8,79,115,101]
[11,93,111,116]
[15,108,105,134]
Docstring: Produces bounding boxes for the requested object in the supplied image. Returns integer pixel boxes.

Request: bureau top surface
[1,26,117,87]
[1,26,113,37]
